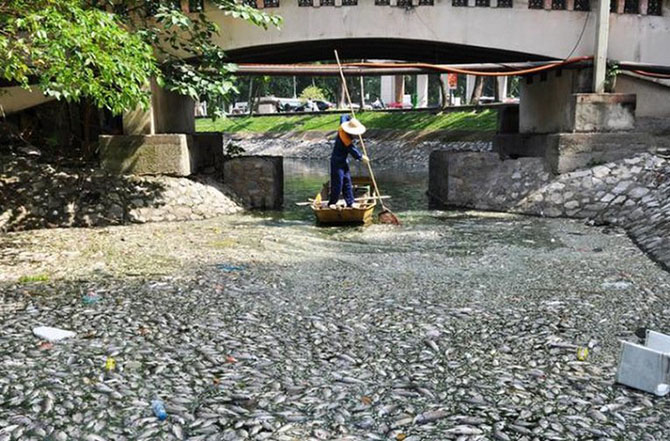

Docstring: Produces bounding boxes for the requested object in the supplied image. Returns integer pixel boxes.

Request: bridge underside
[224,38,553,64]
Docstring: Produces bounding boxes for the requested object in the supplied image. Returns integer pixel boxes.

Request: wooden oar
[333,50,401,225]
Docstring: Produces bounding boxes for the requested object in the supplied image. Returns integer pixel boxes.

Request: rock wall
[429,151,670,269]
[222,156,283,210]
[0,156,241,232]
[225,131,492,168]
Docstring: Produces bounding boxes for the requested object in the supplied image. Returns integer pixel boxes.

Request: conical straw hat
[341,117,366,136]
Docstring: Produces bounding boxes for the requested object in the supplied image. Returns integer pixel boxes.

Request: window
[574,0,590,10]
[397,0,412,6]
[299,0,313,5]
[551,0,565,8]
[243,0,257,7]
[623,0,638,13]
[610,0,618,11]
[647,0,662,15]
[419,0,434,4]
[453,0,468,6]
[497,0,513,7]
[375,0,391,4]
[476,0,490,6]
[528,0,544,8]
[264,0,279,6]
[342,0,358,4]
[320,0,335,5]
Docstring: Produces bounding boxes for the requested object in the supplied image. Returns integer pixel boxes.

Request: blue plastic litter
[82,293,102,304]
[216,264,245,272]
[151,399,167,421]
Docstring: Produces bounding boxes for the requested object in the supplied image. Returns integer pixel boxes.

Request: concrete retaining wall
[615,74,670,119]
[223,156,283,210]
[99,134,194,176]
[429,151,670,269]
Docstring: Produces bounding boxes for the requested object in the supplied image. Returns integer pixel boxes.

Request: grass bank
[196,109,497,133]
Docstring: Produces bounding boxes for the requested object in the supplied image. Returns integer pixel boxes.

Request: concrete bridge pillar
[494,68,644,174]
[416,75,429,108]
[466,75,476,104]
[103,80,209,177]
[416,75,428,108]
[394,75,405,105]
[496,77,508,102]
[381,76,394,105]
[122,80,195,135]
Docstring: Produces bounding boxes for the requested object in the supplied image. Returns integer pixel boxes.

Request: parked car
[314,100,334,111]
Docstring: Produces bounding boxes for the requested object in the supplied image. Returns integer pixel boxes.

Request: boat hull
[313,204,376,225]
[311,179,376,226]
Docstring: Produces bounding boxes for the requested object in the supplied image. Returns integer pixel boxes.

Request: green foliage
[0,0,282,114]
[197,110,497,133]
[1,0,157,113]
[299,85,327,101]
[18,273,50,284]
[605,63,620,93]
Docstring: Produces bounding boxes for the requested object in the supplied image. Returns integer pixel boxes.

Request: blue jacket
[331,114,363,168]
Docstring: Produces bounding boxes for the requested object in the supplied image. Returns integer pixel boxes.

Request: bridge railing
[236,0,663,15]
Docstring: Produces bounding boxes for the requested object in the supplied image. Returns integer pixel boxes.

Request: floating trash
[105,357,116,372]
[216,264,245,272]
[82,292,102,304]
[38,341,53,351]
[577,347,589,361]
[617,330,670,396]
[32,326,76,342]
[151,399,167,421]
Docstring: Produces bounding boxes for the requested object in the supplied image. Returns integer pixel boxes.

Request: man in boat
[328,114,369,209]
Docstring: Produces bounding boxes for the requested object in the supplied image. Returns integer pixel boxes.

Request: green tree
[1,0,157,114]
[299,85,327,101]
[0,0,281,115]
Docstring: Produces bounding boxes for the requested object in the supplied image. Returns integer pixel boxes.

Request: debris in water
[216,264,245,272]
[32,326,76,342]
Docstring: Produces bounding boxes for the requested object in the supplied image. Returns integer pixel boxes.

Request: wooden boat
[311,177,377,225]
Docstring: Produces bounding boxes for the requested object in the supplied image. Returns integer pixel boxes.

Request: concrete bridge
[214,0,669,66]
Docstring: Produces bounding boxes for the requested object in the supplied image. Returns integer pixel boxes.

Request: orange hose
[632,70,670,79]
[346,56,593,77]
[238,57,593,77]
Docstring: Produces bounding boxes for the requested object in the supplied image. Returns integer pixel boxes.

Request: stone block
[428,150,547,211]
[223,156,283,210]
[99,134,193,176]
[545,132,656,174]
[573,93,636,132]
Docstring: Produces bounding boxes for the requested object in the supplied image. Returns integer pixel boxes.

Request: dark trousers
[329,163,354,206]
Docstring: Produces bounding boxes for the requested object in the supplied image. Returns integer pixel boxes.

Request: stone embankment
[430,152,670,269]
[0,156,241,232]
[227,130,492,168]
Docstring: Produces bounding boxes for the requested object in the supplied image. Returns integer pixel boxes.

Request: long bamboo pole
[333,50,388,212]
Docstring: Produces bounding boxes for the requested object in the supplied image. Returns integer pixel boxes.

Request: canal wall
[225,130,493,168]
[0,156,242,232]
[429,151,670,269]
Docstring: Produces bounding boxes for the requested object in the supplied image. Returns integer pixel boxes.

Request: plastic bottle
[151,399,167,421]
